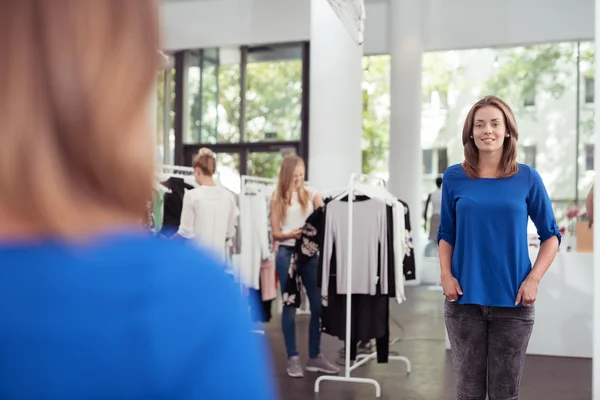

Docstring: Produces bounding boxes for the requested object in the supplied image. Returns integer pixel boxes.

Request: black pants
[444,301,535,400]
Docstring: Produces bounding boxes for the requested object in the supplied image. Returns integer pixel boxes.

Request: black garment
[398,199,417,281]
[282,206,325,308]
[159,177,194,235]
[248,289,273,323]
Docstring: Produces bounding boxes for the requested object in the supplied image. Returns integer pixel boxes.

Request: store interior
[156,0,599,398]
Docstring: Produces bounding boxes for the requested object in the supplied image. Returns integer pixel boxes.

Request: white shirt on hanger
[239,193,271,289]
[178,186,238,261]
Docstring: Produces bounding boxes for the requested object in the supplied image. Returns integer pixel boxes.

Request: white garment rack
[314,173,411,398]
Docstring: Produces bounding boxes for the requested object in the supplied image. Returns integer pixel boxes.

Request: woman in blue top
[0,1,274,399]
[438,96,561,400]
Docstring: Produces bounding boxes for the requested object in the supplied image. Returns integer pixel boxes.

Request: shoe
[306,354,340,374]
[287,356,304,378]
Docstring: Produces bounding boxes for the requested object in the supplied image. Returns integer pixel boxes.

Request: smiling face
[292,163,305,190]
[472,105,509,155]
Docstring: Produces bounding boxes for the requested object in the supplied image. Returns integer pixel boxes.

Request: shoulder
[305,186,318,199]
[443,164,464,180]
[440,164,465,189]
[516,164,543,185]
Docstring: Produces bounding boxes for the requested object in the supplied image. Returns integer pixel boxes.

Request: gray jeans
[444,301,535,400]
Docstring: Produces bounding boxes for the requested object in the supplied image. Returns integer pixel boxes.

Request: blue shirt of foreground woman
[0,1,274,399]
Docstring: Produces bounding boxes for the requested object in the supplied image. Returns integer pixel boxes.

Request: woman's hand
[441,273,463,302]
[292,228,302,239]
[515,277,539,307]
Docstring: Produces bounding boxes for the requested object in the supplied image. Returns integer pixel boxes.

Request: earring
[507,134,510,137]
[470,135,473,138]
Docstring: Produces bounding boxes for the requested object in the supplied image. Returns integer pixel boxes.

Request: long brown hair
[0,0,160,237]
[273,155,309,224]
[462,96,519,178]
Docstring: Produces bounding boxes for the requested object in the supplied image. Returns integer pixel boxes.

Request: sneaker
[287,356,304,378]
[306,354,340,374]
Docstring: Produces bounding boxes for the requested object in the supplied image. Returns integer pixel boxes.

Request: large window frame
[172,42,310,179]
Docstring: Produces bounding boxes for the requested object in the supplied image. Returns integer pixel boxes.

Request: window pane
[437,147,448,173]
[246,44,303,142]
[422,149,433,175]
[247,151,294,179]
[579,41,595,200]
[185,48,241,144]
[362,55,391,180]
[156,67,175,164]
[185,51,202,143]
[215,152,241,193]
[217,48,241,143]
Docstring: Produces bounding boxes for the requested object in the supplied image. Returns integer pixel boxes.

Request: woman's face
[472,106,507,154]
[292,164,305,190]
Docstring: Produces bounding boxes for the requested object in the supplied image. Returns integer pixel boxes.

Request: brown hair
[462,96,519,178]
[193,148,217,176]
[0,0,160,237]
[273,155,309,224]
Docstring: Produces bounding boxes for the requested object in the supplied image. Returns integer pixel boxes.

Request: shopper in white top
[270,155,339,378]
[177,148,238,262]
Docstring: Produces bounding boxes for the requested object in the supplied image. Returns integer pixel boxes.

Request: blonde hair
[273,155,309,224]
[0,0,160,236]
[193,148,216,176]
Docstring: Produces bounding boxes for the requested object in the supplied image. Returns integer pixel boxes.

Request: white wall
[161,0,594,53]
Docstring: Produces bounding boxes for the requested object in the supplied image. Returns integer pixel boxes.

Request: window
[585,77,594,104]
[246,44,303,142]
[422,147,447,176]
[519,145,537,168]
[523,92,536,107]
[422,149,433,175]
[585,144,594,171]
[437,148,448,174]
[184,47,241,144]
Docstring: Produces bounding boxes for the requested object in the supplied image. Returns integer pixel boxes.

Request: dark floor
[265,286,592,400]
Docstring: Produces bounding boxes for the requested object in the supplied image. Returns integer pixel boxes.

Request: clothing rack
[157,164,222,185]
[240,175,312,316]
[314,173,411,398]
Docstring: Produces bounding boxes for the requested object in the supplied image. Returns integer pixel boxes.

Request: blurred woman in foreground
[0,1,274,399]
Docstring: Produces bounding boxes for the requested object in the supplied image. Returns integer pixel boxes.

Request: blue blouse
[437,164,561,307]
[0,232,275,399]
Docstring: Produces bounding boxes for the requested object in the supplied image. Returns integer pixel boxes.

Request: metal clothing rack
[314,173,411,398]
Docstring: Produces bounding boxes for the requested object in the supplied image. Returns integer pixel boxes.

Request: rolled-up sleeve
[527,168,562,245]
[437,173,456,247]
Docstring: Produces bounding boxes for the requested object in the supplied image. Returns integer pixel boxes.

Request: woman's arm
[270,199,294,242]
[313,192,324,209]
[586,184,594,223]
[517,168,561,305]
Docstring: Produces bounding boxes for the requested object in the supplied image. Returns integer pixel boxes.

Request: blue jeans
[275,246,322,359]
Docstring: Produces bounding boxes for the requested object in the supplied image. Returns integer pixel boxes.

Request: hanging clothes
[239,192,271,290]
[160,177,194,237]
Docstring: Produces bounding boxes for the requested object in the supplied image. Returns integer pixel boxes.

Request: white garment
[279,187,316,247]
[430,187,442,215]
[392,201,406,304]
[177,186,238,261]
[239,193,271,289]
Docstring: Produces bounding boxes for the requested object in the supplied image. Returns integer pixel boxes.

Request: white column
[308,0,363,192]
[593,1,600,397]
[388,0,424,284]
